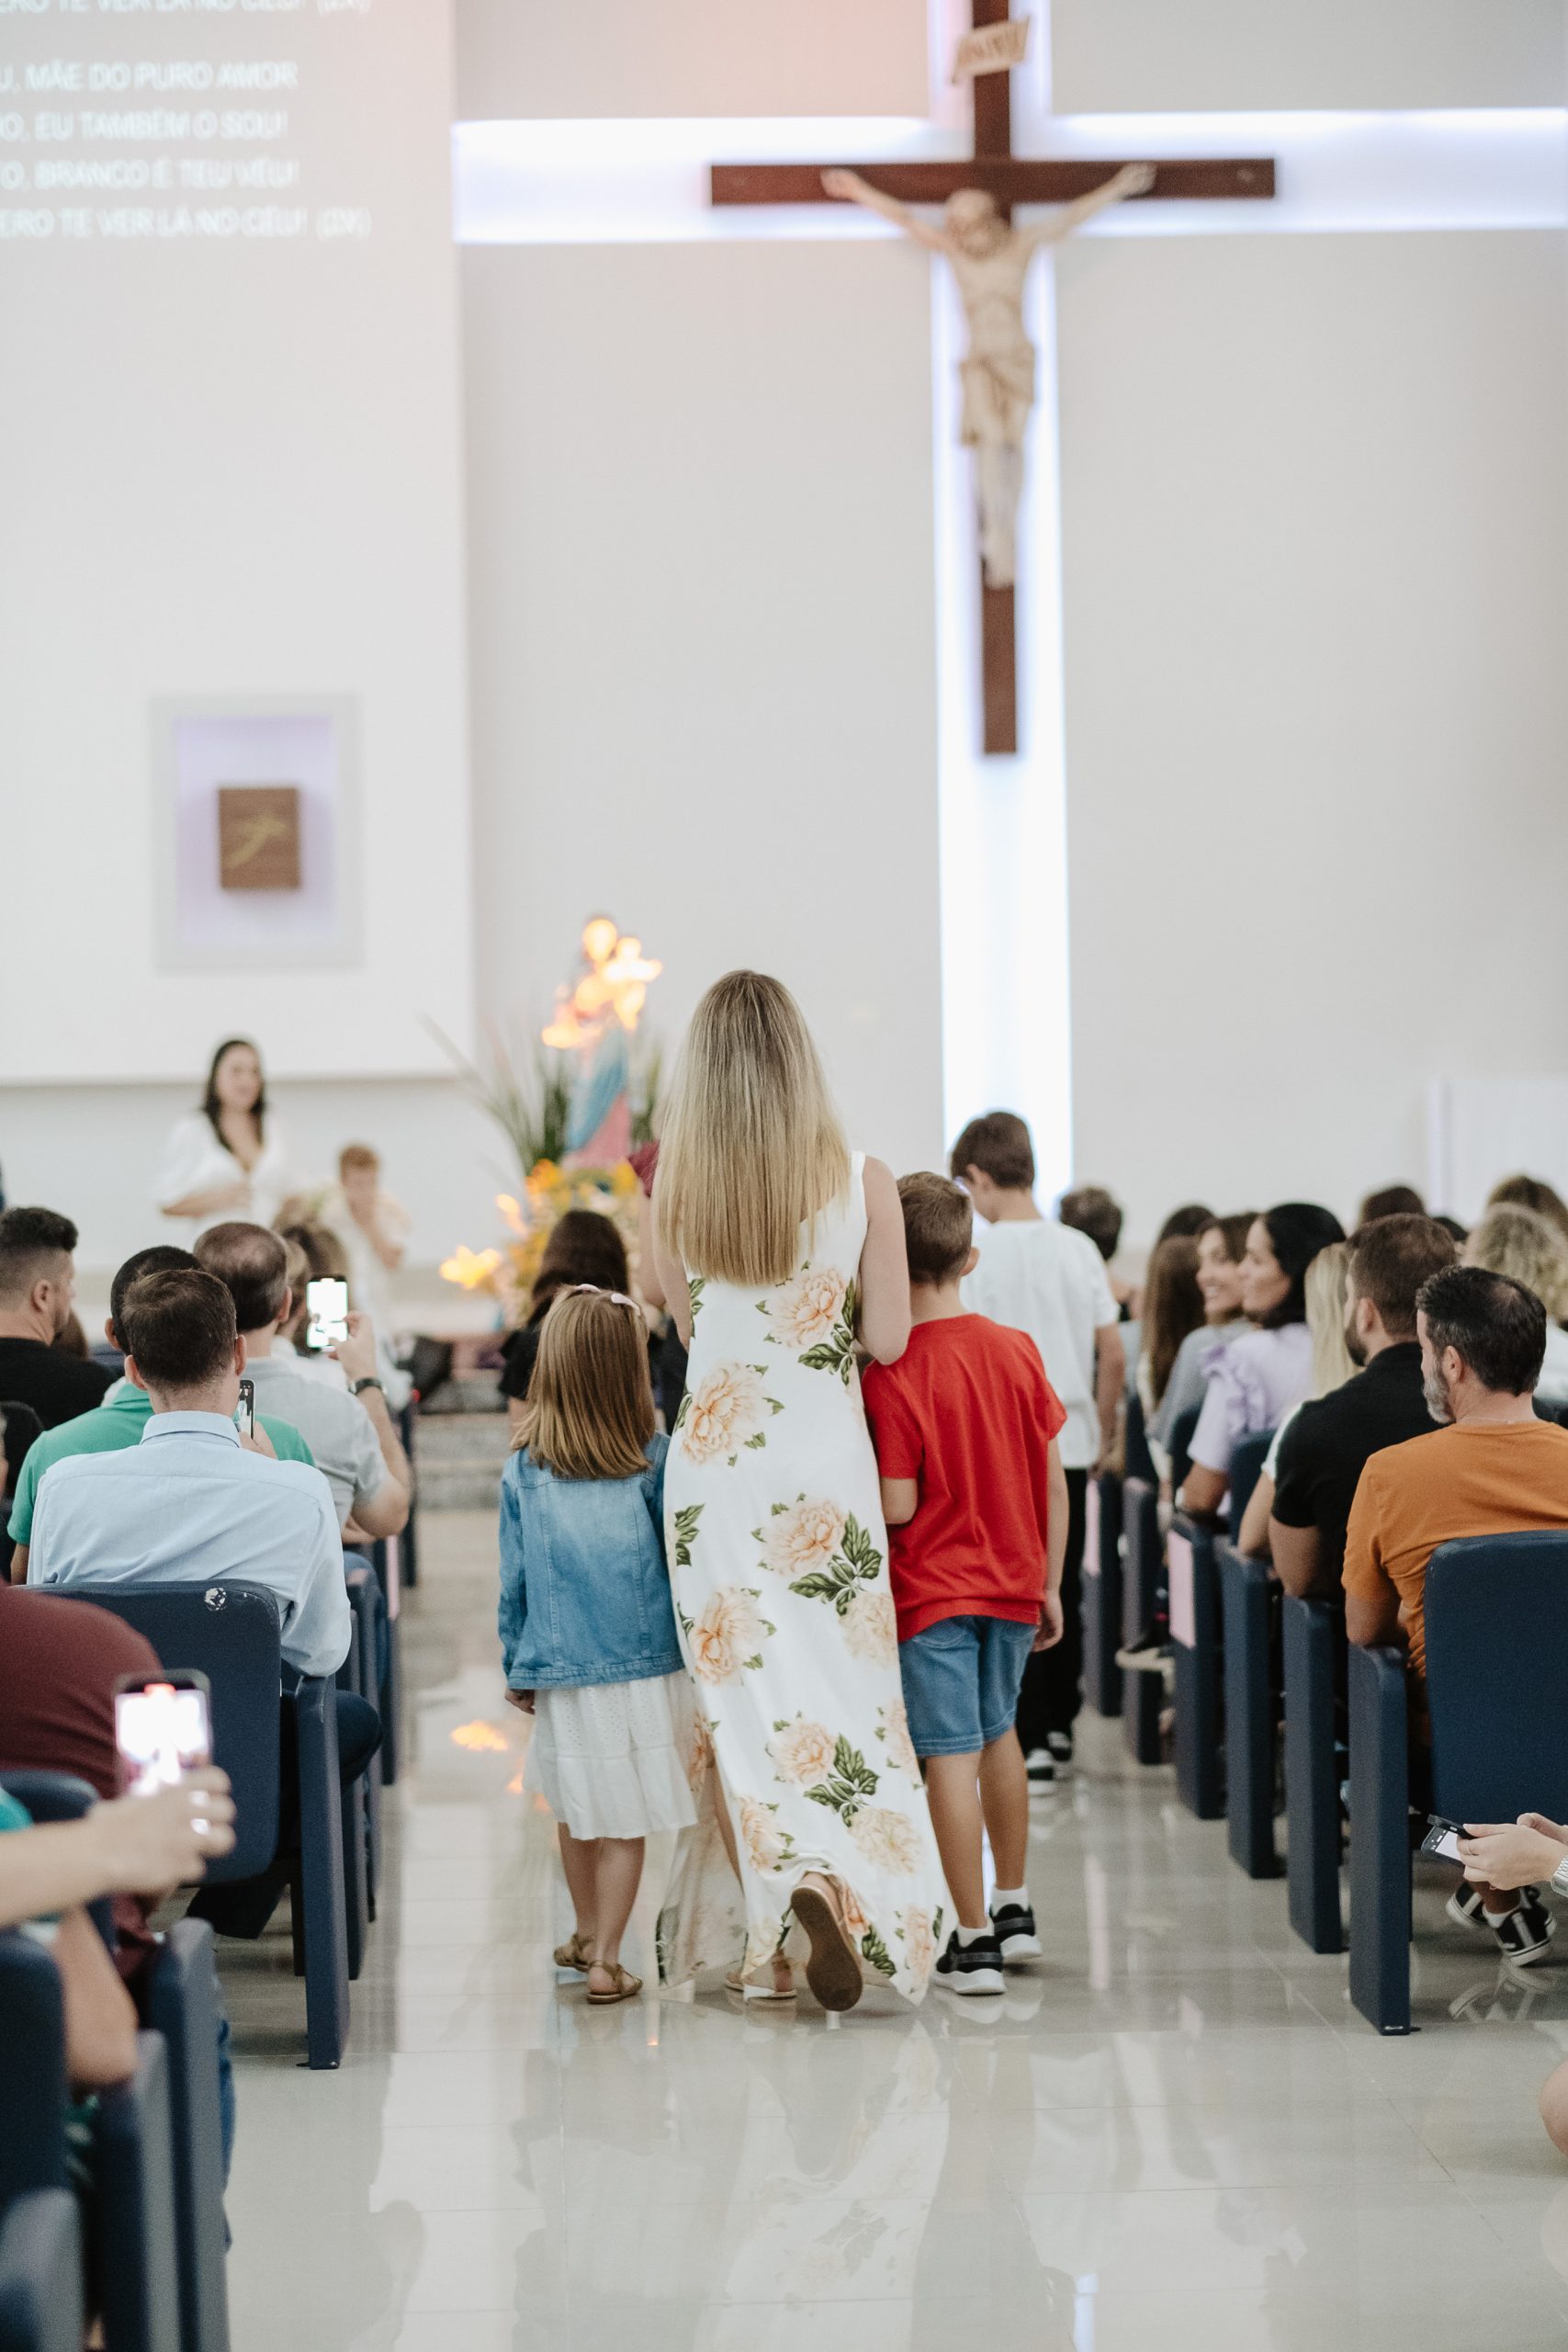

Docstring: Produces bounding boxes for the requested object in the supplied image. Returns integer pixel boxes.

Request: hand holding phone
[115,1672,212,1798]
[305,1277,350,1353]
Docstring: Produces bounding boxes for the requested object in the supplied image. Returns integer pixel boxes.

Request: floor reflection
[221,1511,1568,2351]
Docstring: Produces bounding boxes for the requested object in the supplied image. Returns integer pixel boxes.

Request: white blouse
[152,1111,305,1244]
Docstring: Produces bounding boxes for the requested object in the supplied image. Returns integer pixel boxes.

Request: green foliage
[671,1504,704,1570]
[425,1016,572,1184]
[861,1927,896,1978]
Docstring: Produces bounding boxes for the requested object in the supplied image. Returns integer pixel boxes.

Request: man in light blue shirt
[28,1267,350,1680]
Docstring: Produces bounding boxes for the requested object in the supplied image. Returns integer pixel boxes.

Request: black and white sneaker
[1489,1891,1556,1967]
[1115,1618,1171,1672]
[934,1929,1006,1996]
[1445,1881,1492,1932]
[1045,1732,1075,1780]
[1024,1747,1055,1784]
[989,1900,1042,1964]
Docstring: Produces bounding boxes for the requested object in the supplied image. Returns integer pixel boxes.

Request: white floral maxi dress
[657,1155,945,2002]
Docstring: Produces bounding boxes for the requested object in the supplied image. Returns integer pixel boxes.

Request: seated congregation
[0,1194,412,2343]
[11,971,1568,2348]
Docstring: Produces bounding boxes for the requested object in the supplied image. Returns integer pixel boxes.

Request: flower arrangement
[434,914,663,1322]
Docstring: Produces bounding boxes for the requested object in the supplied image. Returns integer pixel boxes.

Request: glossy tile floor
[222,1514,1568,2349]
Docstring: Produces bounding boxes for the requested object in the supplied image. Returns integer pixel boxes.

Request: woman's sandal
[585,1962,643,2006]
[790,1874,864,2013]
[725,1959,797,2004]
[554,1931,593,1973]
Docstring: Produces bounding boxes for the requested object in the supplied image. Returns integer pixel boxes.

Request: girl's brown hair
[1141,1235,1203,1408]
[526,1208,630,1328]
[516,1287,654,1481]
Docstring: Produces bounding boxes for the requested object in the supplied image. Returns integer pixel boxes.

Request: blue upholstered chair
[1169,1513,1224,1819]
[1281,1593,1344,1952]
[1348,1531,1568,2034]
[85,1586,350,2071]
[0,2190,84,2352]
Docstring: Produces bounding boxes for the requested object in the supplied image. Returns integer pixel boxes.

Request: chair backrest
[82,1586,283,1882]
[0,1774,114,1951]
[0,2189,85,2352]
[1426,1532,1568,1823]
[0,1937,69,2219]
[1227,1430,1276,1541]
[0,1403,42,1499]
[1123,1390,1158,1487]
[1168,1404,1201,1498]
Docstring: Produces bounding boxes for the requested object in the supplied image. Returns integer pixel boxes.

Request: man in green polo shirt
[6,1244,314,1577]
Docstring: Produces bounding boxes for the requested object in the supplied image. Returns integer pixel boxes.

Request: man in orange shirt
[1344,1262,1568,1962]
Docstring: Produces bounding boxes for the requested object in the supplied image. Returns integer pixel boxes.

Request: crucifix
[711,2,1275,755]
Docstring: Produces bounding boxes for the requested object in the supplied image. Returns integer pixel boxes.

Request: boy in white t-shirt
[951,1112,1124,1781]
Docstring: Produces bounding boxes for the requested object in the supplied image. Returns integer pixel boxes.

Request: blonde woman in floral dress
[651,971,945,2011]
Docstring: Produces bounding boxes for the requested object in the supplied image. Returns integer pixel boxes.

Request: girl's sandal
[554,1931,593,1973]
[585,1962,643,2006]
[790,1873,864,2013]
[725,1960,797,2004]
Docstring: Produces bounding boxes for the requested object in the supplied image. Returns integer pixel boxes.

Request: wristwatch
[351,1375,384,1398]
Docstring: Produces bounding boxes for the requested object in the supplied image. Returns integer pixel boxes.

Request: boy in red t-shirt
[863,1174,1067,1995]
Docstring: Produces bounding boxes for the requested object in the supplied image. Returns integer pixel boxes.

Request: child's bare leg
[558,1826,599,1942]
[922,1752,987,1929]
[978,1729,1029,1893]
[587,1837,644,1986]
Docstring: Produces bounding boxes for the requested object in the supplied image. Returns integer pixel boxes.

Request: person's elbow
[1345,1592,1392,1650]
[355,1479,410,1539]
[860,1306,911,1368]
[1180,1463,1227,1518]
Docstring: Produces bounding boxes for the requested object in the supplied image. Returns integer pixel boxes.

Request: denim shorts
[898,1613,1036,1758]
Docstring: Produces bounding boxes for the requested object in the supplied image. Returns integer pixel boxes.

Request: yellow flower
[688,1587,767,1683]
[739,1798,788,1874]
[848,1805,923,1875]
[842,1589,897,1665]
[527,1159,561,1192]
[901,1906,937,1984]
[760,1498,846,1580]
[611,1162,638,1197]
[771,1266,847,1349]
[882,1699,919,1777]
[768,1718,836,1785]
[681,1363,769,1464]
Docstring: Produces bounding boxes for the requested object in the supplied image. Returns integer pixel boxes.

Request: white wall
[0,0,472,1085]
[1056,229,1568,1237]
[1051,0,1565,112]
[455,0,929,121]
[462,239,946,1183]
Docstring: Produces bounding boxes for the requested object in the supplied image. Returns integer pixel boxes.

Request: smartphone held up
[306,1276,350,1352]
[115,1672,213,1799]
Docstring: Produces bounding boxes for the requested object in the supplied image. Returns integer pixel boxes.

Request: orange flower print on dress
[687,1587,771,1683]
[759,1497,847,1580]
[841,1588,897,1665]
[679,1363,782,1466]
[768,1717,837,1785]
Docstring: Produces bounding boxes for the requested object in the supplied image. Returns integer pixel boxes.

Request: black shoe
[1024,1747,1055,1784]
[989,1900,1042,1964]
[934,1929,1006,1995]
[1489,1890,1556,1967]
[1116,1621,1173,1672]
[1045,1731,1075,1778]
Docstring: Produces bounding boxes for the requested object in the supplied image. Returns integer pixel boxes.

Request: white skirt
[525,1670,700,1841]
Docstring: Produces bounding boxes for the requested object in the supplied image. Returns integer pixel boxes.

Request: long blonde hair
[515,1288,654,1480]
[656,971,850,1288]
[1306,1241,1358,1396]
[1468,1203,1568,1321]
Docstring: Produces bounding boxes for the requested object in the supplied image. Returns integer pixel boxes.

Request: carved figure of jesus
[823,163,1155,587]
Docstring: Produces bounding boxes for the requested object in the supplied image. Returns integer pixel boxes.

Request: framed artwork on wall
[152,696,362,969]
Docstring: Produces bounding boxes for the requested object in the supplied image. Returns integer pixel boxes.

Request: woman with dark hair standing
[1180,1202,1345,1517]
[499,1209,637,1428]
[153,1038,302,1243]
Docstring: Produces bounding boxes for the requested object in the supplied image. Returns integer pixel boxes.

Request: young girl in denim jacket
[499,1284,695,2005]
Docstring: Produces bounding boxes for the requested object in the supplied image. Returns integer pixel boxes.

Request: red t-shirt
[862,1315,1066,1642]
[0,1587,163,1979]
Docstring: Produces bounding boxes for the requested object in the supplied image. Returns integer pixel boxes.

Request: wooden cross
[711,0,1275,755]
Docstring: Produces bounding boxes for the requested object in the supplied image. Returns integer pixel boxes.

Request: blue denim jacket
[497,1434,682,1690]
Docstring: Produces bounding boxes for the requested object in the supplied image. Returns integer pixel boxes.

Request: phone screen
[234,1376,255,1440]
[1422,1817,1468,1863]
[115,1675,212,1797]
[305,1277,350,1352]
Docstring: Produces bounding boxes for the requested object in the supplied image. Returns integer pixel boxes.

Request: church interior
[6,0,1568,2346]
